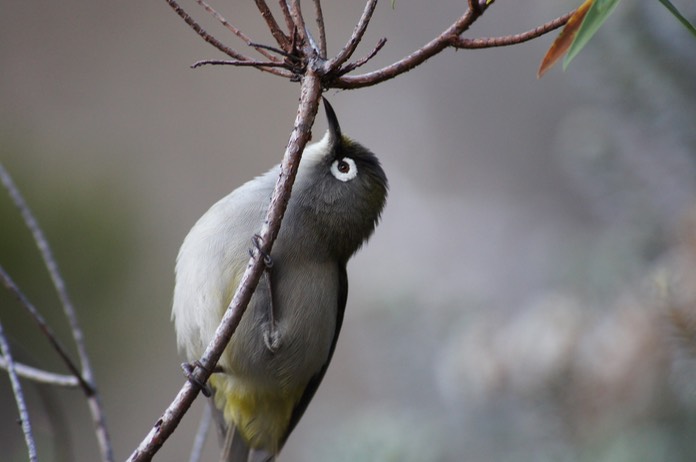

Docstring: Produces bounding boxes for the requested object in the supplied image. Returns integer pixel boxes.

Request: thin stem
[165,0,250,61]
[325,0,378,73]
[288,0,308,45]
[337,37,387,76]
[0,357,80,387]
[0,163,114,462]
[452,10,574,49]
[0,319,38,462]
[254,0,291,51]
[196,0,278,62]
[313,0,328,58]
[278,1,295,35]
[191,59,295,76]
[188,405,213,462]
[127,72,323,462]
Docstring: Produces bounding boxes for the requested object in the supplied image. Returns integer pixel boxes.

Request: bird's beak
[323,97,342,149]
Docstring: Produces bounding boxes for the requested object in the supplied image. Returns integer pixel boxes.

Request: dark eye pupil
[338,159,350,173]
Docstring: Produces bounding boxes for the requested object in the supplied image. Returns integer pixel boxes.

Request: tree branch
[127,72,323,462]
[188,405,213,462]
[451,10,575,49]
[333,7,479,88]
[324,0,378,73]
[0,319,38,462]
[195,0,279,62]
[254,0,291,51]
[0,163,114,462]
[312,0,328,58]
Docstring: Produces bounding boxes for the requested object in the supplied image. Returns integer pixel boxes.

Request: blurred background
[2,1,696,461]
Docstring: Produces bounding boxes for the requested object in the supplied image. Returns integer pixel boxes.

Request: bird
[172,98,388,461]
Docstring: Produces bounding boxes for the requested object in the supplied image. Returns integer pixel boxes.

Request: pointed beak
[322,97,342,148]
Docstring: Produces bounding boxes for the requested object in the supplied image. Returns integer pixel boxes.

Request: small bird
[172,99,388,462]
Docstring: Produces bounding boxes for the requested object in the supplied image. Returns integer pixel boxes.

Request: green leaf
[657,0,696,37]
[563,0,622,70]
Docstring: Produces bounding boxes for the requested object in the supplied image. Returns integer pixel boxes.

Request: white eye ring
[330,158,358,182]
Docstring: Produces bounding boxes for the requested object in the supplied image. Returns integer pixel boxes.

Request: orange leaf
[537,0,594,78]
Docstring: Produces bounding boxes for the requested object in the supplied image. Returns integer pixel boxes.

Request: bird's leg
[251,235,281,353]
[180,360,222,397]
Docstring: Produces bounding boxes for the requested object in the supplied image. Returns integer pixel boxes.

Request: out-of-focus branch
[0,319,37,462]
[127,72,323,462]
[188,405,213,462]
[0,357,79,387]
[0,163,113,462]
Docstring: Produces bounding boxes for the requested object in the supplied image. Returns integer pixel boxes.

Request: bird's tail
[212,402,275,462]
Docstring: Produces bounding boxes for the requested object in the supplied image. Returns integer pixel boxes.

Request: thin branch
[278,0,295,35]
[254,0,291,51]
[313,0,328,58]
[188,405,213,462]
[165,0,250,61]
[127,72,323,462]
[0,163,114,462]
[333,7,478,89]
[324,0,378,73]
[196,0,279,62]
[337,37,387,76]
[0,319,38,462]
[191,58,295,75]
[0,357,79,387]
[0,265,92,392]
[451,10,574,49]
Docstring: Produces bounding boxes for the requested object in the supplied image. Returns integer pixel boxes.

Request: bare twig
[191,59,295,73]
[0,319,38,462]
[337,37,387,76]
[165,0,249,61]
[196,0,279,62]
[313,0,327,58]
[325,0,378,73]
[127,72,323,462]
[188,405,213,462]
[451,10,574,49]
[0,163,114,462]
[333,7,478,88]
[0,357,80,387]
[254,0,291,51]
[288,0,308,46]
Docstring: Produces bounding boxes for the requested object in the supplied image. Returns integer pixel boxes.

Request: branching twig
[325,0,378,73]
[0,357,80,387]
[191,59,294,72]
[0,319,38,462]
[196,0,279,62]
[0,163,114,462]
[337,37,387,76]
[254,0,291,51]
[451,10,575,49]
[127,72,323,462]
[288,0,309,47]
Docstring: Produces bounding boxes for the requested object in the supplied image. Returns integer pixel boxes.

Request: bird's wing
[280,264,348,448]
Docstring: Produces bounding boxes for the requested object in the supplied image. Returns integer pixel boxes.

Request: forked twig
[192,59,294,72]
[0,319,37,462]
[196,0,279,62]
[0,163,114,462]
[325,0,378,73]
[337,37,387,76]
[452,10,574,49]
[254,0,291,51]
[288,0,308,46]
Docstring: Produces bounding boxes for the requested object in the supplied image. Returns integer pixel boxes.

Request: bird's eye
[330,157,358,182]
